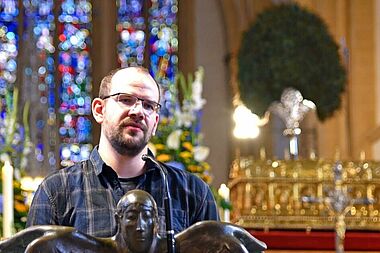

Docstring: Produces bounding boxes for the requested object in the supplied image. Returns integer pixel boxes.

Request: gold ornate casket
[228,157,380,230]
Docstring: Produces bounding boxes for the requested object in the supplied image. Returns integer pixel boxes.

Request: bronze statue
[176,220,266,253]
[24,190,162,253]
[0,225,75,253]
[0,190,266,253]
[1,190,162,253]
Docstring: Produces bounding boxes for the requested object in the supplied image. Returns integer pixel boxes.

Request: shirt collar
[90,146,105,176]
[90,146,160,176]
[144,149,161,172]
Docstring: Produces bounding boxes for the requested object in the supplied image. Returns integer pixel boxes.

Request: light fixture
[233,104,269,139]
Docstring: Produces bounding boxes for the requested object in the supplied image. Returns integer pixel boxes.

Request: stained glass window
[58,0,92,167]
[22,0,57,174]
[149,0,178,117]
[0,0,18,103]
[0,1,179,171]
[148,0,178,85]
[117,0,145,67]
[117,0,178,117]
[0,0,18,163]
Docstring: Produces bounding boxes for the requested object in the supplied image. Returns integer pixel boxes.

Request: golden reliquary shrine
[228,157,380,231]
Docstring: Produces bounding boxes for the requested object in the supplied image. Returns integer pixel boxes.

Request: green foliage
[211,187,232,211]
[0,88,31,235]
[238,3,346,121]
[151,67,212,184]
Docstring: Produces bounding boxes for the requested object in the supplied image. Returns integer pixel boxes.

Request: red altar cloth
[249,230,380,251]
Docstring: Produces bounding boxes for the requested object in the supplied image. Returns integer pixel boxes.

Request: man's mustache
[120,119,147,131]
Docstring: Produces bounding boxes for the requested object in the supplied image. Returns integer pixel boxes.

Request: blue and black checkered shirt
[26,147,219,237]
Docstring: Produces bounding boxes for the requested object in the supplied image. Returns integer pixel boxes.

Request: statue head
[115,190,159,253]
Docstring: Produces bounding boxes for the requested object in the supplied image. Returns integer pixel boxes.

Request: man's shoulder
[41,160,91,185]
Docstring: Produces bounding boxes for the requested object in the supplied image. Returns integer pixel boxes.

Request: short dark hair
[99,67,161,102]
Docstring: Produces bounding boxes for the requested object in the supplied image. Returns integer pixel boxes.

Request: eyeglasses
[101,93,161,114]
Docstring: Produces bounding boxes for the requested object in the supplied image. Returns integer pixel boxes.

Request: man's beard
[105,118,151,156]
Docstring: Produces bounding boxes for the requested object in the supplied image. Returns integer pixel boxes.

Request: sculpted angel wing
[0,225,74,253]
[24,230,115,253]
[175,221,267,253]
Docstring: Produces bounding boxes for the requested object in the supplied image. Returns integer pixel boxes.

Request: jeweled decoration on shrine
[229,157,380,231]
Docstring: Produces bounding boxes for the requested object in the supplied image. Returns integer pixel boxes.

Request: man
[27,67,219,237]
[24,190,163,253]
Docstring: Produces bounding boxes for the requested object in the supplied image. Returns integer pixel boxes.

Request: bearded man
[27,67,219,238]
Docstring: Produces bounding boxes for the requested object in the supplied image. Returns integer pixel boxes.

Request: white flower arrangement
[151,67,212,184]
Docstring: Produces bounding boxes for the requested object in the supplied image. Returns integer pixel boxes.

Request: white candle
[2,161,14,238]
[289,136,298,158]
[218,184,230,222]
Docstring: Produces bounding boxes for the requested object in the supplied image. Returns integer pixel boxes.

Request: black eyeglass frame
[100,92,161,113]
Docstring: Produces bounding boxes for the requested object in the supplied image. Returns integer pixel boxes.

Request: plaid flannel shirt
[26,147,219,237]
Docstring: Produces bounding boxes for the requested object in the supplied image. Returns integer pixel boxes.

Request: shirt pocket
[157,207,187,236]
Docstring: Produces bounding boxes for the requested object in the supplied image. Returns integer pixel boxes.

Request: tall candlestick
[2,160,14,238]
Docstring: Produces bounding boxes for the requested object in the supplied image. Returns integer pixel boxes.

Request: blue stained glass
[0,0,18,161]
[148,0,178,118]
[0,0,18,96]
[0,0,18,22]
[117,0,178,118]
[117,0,145,67]
[149,24,178,82]
[58,0,92,167]
[22,0,57,173]
[59,0,91,24]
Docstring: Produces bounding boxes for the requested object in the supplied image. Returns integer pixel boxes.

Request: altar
[228,157,380,251]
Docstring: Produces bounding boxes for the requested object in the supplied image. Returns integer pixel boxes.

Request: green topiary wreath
[238,3,346,121]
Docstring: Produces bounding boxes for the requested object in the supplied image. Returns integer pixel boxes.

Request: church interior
[1,0,380,252]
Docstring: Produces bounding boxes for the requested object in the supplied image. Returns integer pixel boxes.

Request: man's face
[120,203,156,253]
[101,68,160,156]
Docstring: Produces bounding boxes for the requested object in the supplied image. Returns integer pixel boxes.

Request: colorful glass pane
[116,0,145,67]
[148,0,178,117]
[116,0,178,117]
[0,0,18,96]
[0,0,18,161]
[148,0,178,84]
[22,0,57,174]
[58,0,92,166]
